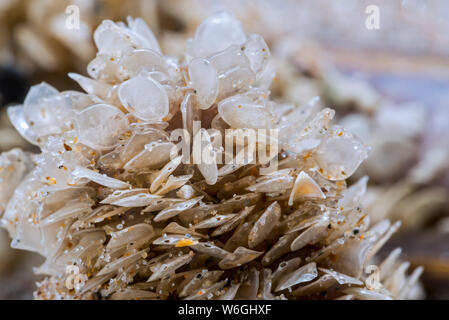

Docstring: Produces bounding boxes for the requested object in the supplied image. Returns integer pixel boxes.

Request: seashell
[193,128,218,185]
[107,224,154,251]
[248,202,281,248]
[176,185,196,200]
[180,93,201,136]
[288,171,326,205]
[218,283,241,300]
[247,173,294,193]
[234,267,260,299]
[259,268,276,300]
[153,196,203,222]
[343,287,393,300]
[290,219,329,251]
[40,200,93,226]
[155,174,193,196]
[84,206,129,224]
[318,268,363,285]
[103,192,162,207]
[290,275,336,297]
[100,188,148,203]
[190,242,229,259]
[141,198,184,214]
[150,155,183,193]
[274,262,318,292]
[161,222,206,239]
[97,249,149,276]
[338,175,368,210]
[218,247,262,270]
[193,214,237,229]
[179,270,224,298]
[124,141,176,172]
[152,234,200,246]
[211,205,255,237]
[110,289,158,300]
[147,253,194,282]
[72,166,130,189]
[272,257,302,289]
[184,280,227,300]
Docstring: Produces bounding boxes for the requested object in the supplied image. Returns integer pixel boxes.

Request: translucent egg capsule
[188,58,218,110]
[87,53,120,82]
[218,94,277,129]
[75,103,128,150]
[193,12,247,58]
[119,49,167,80]
[209,46,255,99]
[243,34,270,77]
[118,75,169,121]
[315,126,369,181]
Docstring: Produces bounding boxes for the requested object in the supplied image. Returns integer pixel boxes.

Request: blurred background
[0,0,448,299]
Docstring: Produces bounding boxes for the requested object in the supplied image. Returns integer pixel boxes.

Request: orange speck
[302,152,312,160]
[250,167,259,177]
[338,132,343,137]
[237,105,242,109]
[73,136,78,144]
[175,238,198,247]
[359,235,364,240]
[63,144,72,151]
[355,214,367,227]
[31,212,38,225]
[50,178,57,185]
